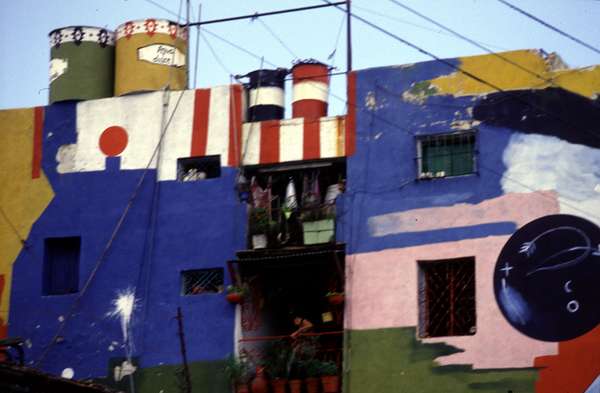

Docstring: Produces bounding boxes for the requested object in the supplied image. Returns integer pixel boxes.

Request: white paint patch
[502,133,600,225]
[292,81,329,103]
[241,122,261,165]
[249,87,284,107]
[114,360,137,381]
[107,288,137,361]
[58,315,64,322]
[279,118,304,162]
[61,368,74,379]
[49,58,68,84]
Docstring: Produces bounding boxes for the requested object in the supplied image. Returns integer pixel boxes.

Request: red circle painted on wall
[99,126,128,156]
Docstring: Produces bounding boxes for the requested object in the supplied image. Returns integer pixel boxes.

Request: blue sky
[1,0,600,114]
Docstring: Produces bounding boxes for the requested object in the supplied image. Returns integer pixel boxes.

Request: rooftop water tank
[244,68,288,122]
[114,19,188,95]
[48,26,115,103]
[291,60,330,118]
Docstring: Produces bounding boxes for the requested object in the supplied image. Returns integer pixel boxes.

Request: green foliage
[264,340,292,379]
[226,284,248,296]
[317,360,338,376]
[223,354,252,384]
[248,207,271,234]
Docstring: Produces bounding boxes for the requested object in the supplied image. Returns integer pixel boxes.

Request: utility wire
[200,31,235,76]
[497,0,600,56]
[139,0,181,19]
[202,28,278,68]
[0,206,26,245]
[254,17,300,60]
[386,0,557,86]
[322,0,600,145]
[353,2,508,51]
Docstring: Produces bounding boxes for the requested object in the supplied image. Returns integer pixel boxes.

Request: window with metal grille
[43,237,80,295]
[417,132,476,179]
[418,257,476,338]
[177,155,221,181]
[181,268,224,295]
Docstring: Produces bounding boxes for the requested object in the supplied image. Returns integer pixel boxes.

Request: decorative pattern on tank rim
[48,26,115,48]
[116,19,188,41]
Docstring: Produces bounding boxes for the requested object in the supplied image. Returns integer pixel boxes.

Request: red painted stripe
[228,84,243,166]
[293,100,328,119]
[292,63,330,85]
[190,89,211,157]
[259,120,280,164]
[303,117,320,160]
[32,106,44,179]
[346,72,357,156]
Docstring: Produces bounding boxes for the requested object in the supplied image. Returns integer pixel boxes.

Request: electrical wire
[254,17,300,60]
[202,27,278,68]
[0,206,26,245]
[352,2,509,51]
[386,0,557,86]
[321,0,600,146]
[497,0,600,56]
[200,31,235,76]
[328,13,346,65]
[139,0,181,19]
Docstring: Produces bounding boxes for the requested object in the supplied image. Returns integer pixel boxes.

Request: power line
[322,0,600,145]
[497,0,600,56]
[202,27,278,68]
[254,17,299,60]
[352,2,509,51]
[386,0,556,86]
[200,31,235,76]
[139,0,181,19]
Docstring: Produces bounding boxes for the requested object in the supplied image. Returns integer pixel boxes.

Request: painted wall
[340,49,600,393]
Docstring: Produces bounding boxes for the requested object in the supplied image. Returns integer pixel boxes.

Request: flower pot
[289,379,302,393]
[271,378,287,393]
[252,234,267,249]
[226,293,243,304]
[236,383,250,393]
[251,367,268,393]
[321,375,339,393]
[305,377,320,393]
[327,294,344,306]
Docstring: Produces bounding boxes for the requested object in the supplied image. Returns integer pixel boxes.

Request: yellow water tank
[114,18,187,95]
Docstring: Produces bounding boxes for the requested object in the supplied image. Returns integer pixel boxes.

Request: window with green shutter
[417,132,476,179]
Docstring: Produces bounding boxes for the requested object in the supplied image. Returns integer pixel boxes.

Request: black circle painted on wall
[493,214,600,342]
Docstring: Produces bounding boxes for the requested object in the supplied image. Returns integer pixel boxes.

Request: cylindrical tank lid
[49,26,115,48]
[115,19,187,41]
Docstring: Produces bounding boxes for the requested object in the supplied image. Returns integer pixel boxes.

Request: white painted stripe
[319,117,340,158]
[249,87,284,107]
[241,122,261,166]
[279,118,304,162]
[157,90,195,181]
[206,85,230,164]
[292,81,328,103]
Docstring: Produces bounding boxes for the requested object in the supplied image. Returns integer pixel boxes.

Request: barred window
[418,257,476,338]
[417,132,476,179]
[181,268,224,295]
[177,155,221,181]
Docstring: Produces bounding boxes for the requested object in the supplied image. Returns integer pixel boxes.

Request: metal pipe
[188,2,346,26]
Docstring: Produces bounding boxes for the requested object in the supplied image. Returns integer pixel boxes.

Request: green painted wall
[96,359,228,393]
[344,327,538,393]
[50,42,114,103]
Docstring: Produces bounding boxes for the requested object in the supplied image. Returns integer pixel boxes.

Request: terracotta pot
[236,383,250,393]
[289,379,302,393]
[226,292,243,304]
[271,378,287,393]
[251,367,268,393]
[327,294,344,306]
[305,377,320,393]
[321,375,339,393]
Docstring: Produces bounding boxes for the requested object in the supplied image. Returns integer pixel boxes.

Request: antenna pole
[346,0,352,73]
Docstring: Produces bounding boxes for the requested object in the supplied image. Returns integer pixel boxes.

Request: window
[177,155,221,181]
[181,268,224,295]
[417,132,476,179]
[418,257,476,337]
[43,237,80,295]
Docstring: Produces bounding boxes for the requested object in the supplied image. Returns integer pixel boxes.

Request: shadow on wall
[345,327,537,393]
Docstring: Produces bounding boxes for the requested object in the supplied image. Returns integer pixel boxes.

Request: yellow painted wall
[0,108,54,336]
[429,49,600,98]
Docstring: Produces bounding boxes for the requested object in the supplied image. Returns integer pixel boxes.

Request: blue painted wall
[9,102,246,379]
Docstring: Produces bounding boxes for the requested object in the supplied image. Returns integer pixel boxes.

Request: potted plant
[325,291,344,306]
[223,354,252,393]
[318,361,339,393]
[264,340,291,393]
[226,284,247,304]
[248,207,272,249]
[303,358,321,393]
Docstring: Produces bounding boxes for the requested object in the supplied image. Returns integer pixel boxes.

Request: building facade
[1,49,600,392]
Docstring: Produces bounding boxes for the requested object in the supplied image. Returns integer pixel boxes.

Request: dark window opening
[181,268,224,295]
[418,257,476,338]
[177,155,221,181]
[417,132,476,179]
[43,237,80,295]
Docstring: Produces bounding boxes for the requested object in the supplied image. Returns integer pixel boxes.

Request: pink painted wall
[346,191,561,369]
